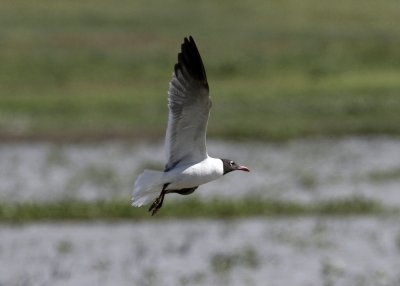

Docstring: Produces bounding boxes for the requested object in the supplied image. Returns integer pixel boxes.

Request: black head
[221,159,250,175]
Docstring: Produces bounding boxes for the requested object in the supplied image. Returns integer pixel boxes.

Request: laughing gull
[132,36,249,215]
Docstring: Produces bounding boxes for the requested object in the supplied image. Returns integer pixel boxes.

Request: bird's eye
[230,161,234,166]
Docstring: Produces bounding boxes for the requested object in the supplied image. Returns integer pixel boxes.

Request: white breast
[164,157,223,190]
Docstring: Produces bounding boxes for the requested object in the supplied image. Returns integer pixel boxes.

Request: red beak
[237,165,250,172]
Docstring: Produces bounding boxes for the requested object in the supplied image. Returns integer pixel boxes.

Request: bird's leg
[149,183,169,216]
[149,191,166,216]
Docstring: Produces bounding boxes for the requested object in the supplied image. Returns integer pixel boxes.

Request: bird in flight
[132,36,249,215]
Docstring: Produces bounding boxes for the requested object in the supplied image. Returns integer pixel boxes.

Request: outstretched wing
[164,36,211,171]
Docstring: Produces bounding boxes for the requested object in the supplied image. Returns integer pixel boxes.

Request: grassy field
[1,1,400,221]
[1,0,400,141]
[0,196,389,223]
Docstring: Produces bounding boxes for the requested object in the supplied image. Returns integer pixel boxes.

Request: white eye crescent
[230,161,234,166]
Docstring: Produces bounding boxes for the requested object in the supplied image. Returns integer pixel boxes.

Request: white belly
[164,157,223,190]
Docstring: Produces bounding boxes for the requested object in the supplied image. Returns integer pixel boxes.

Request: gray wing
[164,36,211,171]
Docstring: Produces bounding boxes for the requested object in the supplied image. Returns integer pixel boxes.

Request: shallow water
[2,137,400,286]
[1,217,400,286]
[1,137,400,205]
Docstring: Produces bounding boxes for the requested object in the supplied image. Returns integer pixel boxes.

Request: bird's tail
[132,170,165,207]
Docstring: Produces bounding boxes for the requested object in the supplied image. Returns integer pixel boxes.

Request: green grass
[1,0,400,141]
[368,167,400,183]
[0,197,390,223]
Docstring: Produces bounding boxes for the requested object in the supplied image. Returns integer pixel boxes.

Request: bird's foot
[148,196,163,216]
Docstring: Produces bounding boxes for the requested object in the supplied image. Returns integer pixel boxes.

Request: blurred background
[1,1,400,285]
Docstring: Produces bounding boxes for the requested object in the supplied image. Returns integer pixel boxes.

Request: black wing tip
[187,36,196,46]
[175,36,208,89]
[174,63,180,76]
